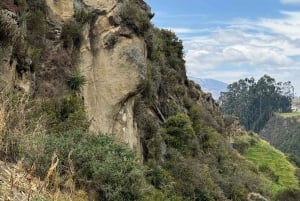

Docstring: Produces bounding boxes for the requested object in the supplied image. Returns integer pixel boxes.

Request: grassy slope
[237,135,299,194]
[275,112,300,118]
[260,113,300,161]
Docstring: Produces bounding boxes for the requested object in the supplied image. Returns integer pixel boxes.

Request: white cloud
[259,11,300,40]
[184,29,294,71]
[179,11,300,95]
[280,0,300,4]
[167,27,210,34]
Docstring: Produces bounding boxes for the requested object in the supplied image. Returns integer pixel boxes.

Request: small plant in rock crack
[67,71,87,92]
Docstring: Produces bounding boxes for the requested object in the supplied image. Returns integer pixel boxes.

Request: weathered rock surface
[0,0,149,155]
[45,0,148,154]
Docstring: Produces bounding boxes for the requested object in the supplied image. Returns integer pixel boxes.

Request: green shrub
[41,94,89,133]
[120,0,151,35]
[164,158,224,201]
[0,93,45,162]
[188,104,202,129]
[61,21,82,49]
[183,97,194,110]
[74,9,92,24]
[27,0,47,13]
[30,196,51,201]
[26,9,47,43]
[163,113,198,155]
[160,100,181,117]
[29,130,146,201]
[67,71,87,92]
[142,78,154,102]
[145,165,175,191]
[259,165,279,183]
[201,127,220,149]
[142,190,182,201]
[233,139,250,154]
[228,184,248,201]
[223,115,238,127]
[175,85,186,97]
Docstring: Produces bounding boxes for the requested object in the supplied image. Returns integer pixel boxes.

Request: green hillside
[260,113,300,166]
[276,112,300,118]
[234,134,299,198]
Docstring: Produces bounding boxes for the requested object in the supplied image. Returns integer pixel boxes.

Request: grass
[237,135,299,194]
[275,112,300,118]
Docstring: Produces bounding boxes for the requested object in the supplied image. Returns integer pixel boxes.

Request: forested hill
[220,75,294,132]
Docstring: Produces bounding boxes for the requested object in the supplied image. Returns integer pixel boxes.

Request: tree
[220,75,293,132]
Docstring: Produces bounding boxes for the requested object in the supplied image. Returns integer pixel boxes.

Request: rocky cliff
[0,0,154,155]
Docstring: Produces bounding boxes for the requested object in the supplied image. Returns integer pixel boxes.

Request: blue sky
[146,0,300,96]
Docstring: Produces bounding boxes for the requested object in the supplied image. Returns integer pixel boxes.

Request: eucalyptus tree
[220,75,293,132]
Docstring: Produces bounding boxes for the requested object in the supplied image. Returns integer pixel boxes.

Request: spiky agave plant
[67,71,87,92]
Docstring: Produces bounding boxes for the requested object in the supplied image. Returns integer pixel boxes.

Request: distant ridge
[189,77,228,99]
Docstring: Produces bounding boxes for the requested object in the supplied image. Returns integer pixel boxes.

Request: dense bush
[29,130,146,201]
[61,21,82,49]
[74,9,92,24]
[0,92,53,163]
[163,157,226,201]
[26,0,48,46]
[120,0,151,35]
[41,94,90,133]
[259,164,279,183]
[163,113,198,155]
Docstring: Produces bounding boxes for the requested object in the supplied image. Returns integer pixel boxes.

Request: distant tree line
[220,75,294,132]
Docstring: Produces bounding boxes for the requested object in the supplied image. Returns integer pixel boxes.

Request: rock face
[45,0,74,21]
[0,45,15,91]
[0,10,18,92]
[0,9,34,94]
[46,0,148,153]
[0,0,149,155]
[79,25,145,152]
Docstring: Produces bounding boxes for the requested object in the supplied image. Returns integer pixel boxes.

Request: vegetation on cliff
[0,0,299,200]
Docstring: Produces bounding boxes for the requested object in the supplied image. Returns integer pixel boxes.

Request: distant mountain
[189,77,228,99]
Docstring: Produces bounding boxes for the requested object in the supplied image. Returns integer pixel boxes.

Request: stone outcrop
[45,0,74,21]
[0,9,34,94]
[0,9,18,92]
[0,0,150,155]
[0,45,15,92]
[45,0,149,154]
